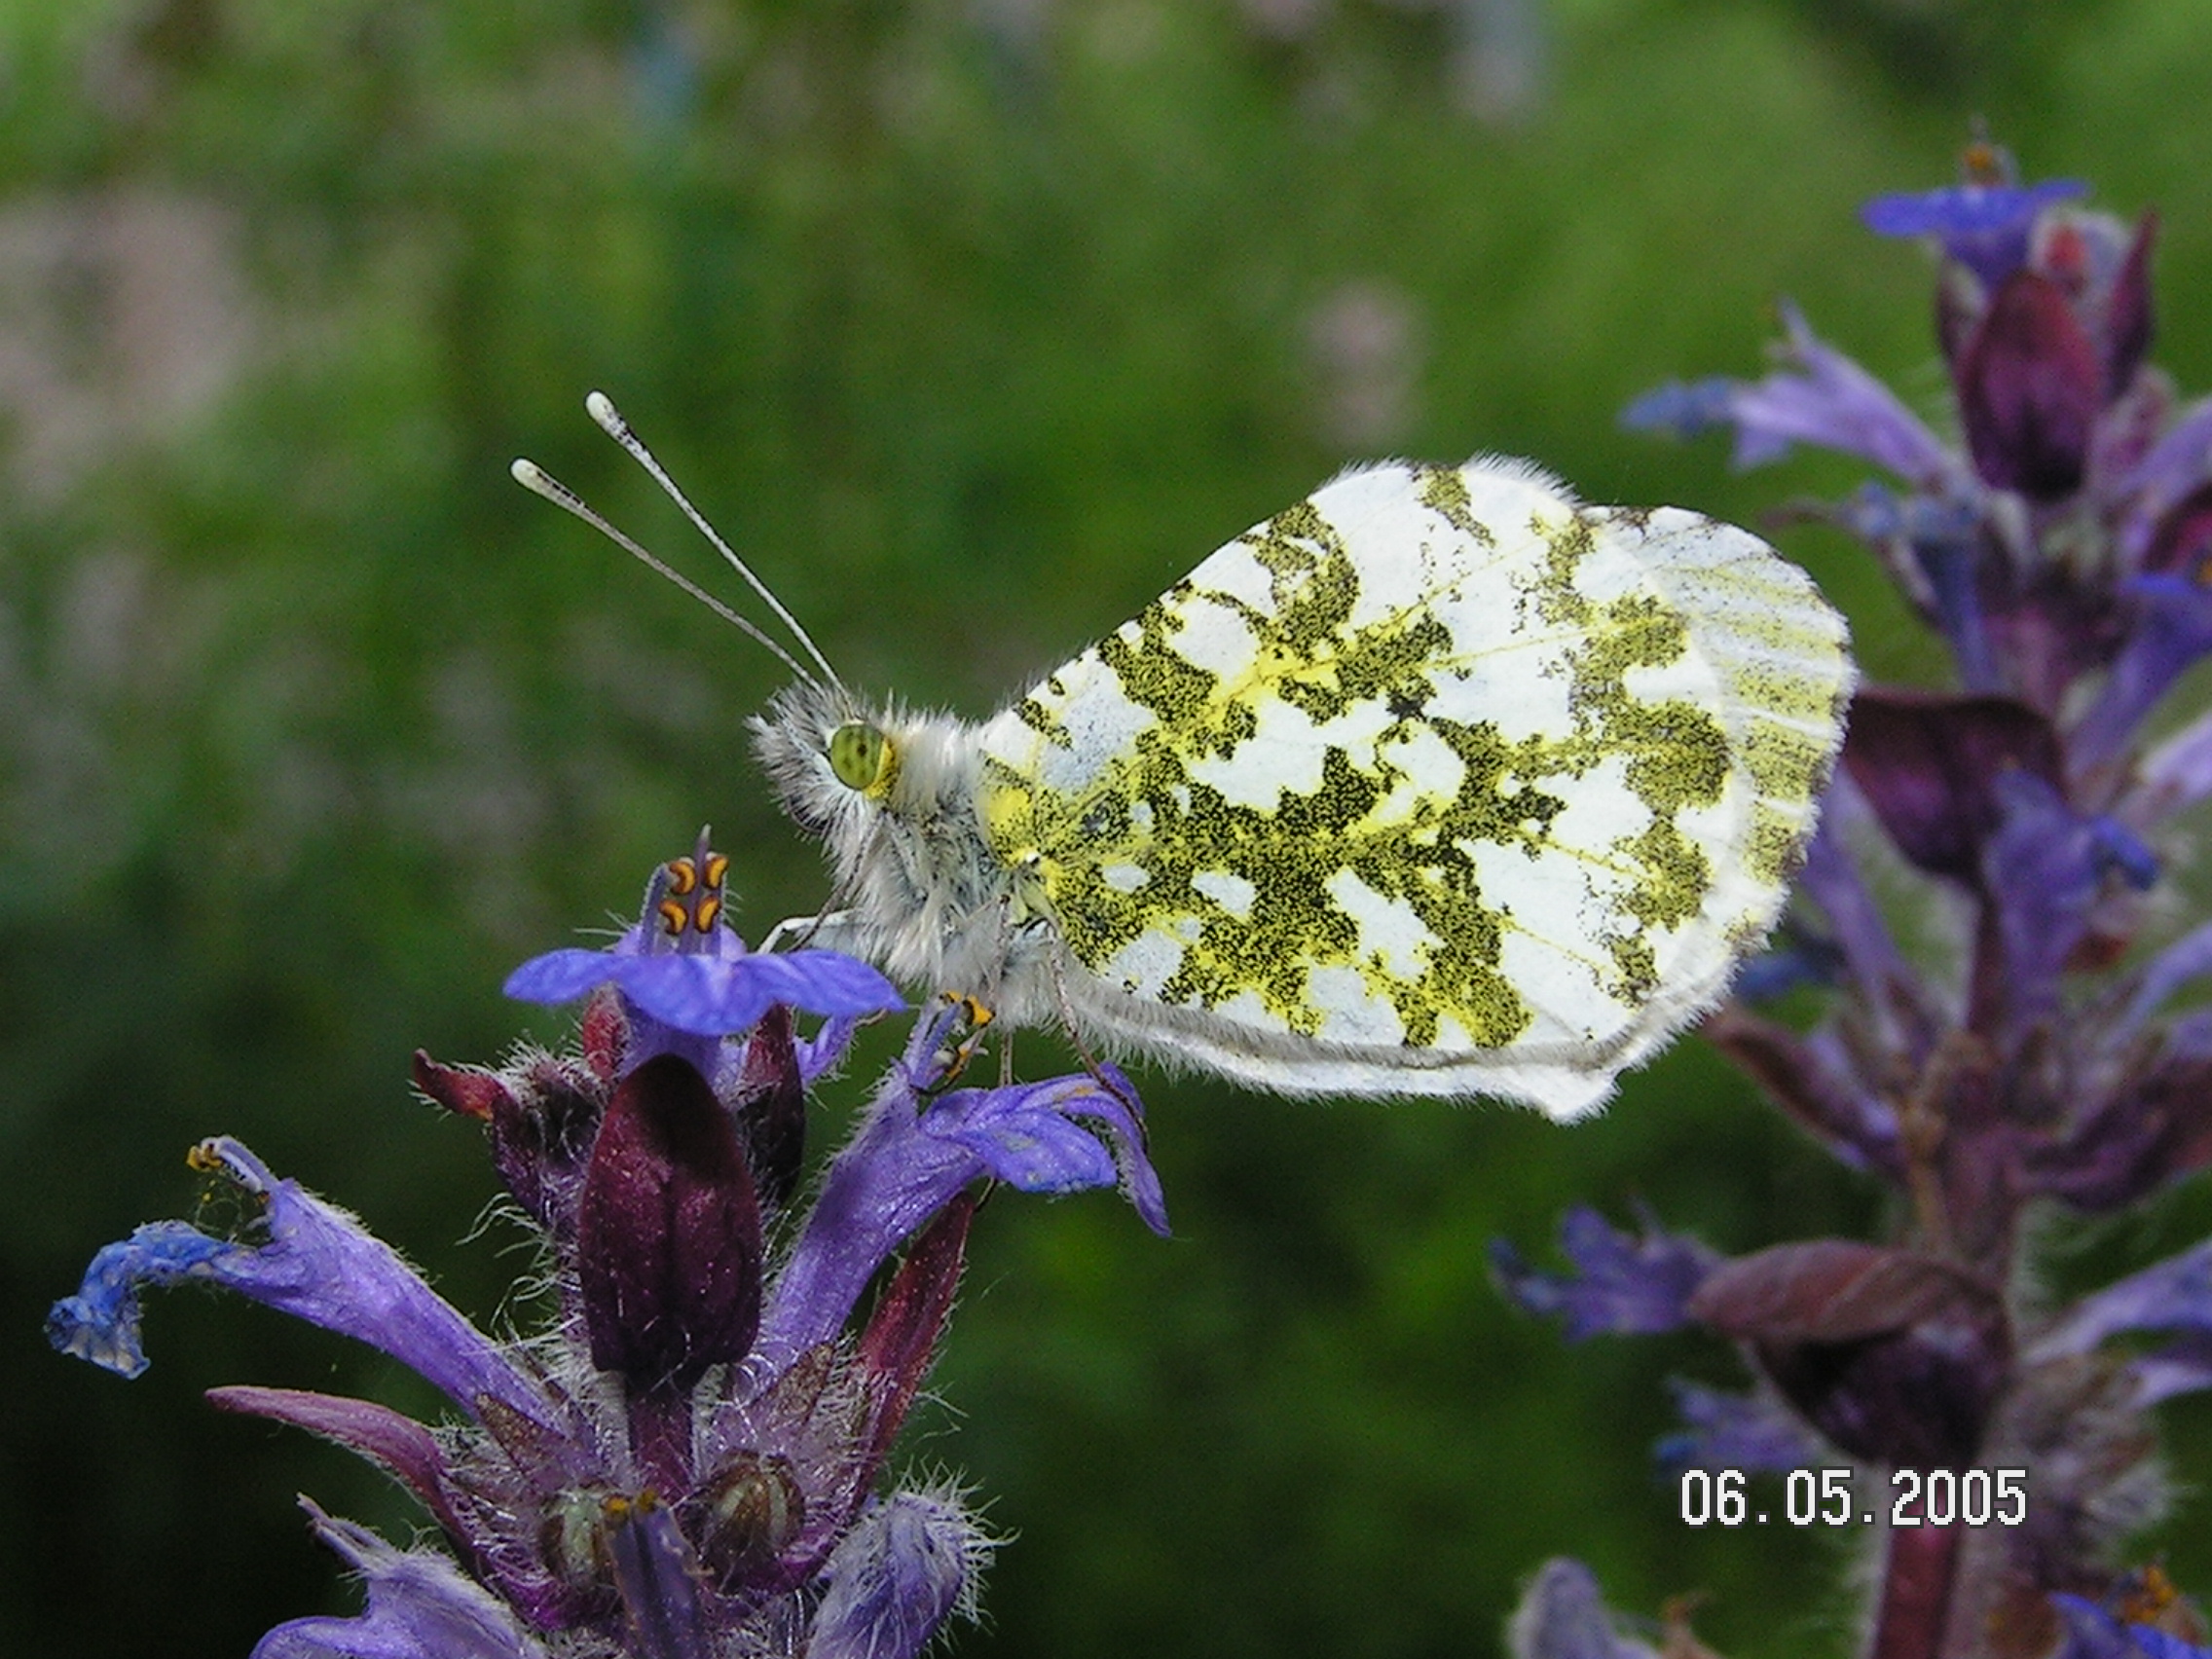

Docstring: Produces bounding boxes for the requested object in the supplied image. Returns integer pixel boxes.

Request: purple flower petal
[926,1067,1168,1232]
[2133,1630,2212,1659]
[2049,1595,2141,1659]
[1829,484,1996,682]
[1617,375,1735,440]
[502,946,634,1005]
[2049,1595,2212,1659]
[49,1138,552,1428]
[2023,1030,2212,1211]
[1958,272,2103,499]
[505,933,903,1037]
[2126,1332,2212,1408]
[1726,302,1960,489]
[576,1053,762,1396]
[1492,1206,1716,1341]
[2100,211,2158,400]
[2122,394,2212,553]
[1862,176,2087,289]
[2121,919,2212,1034]
[2074,573,2212,770]
[208,1386,477,1562]
[605,1496,711,1659]
[795,1014,865,1085]
[47,1219,246,1379]
[2028,1235,2212,1407]
[1505,1559,1659,1659]
[1981,770,2109,1023]
[1841,688,2063,883]
[1793,795,1927,1032]
[1656,1379,1825,1474]
[925,1085,1118,1192]
[2124,703,2212,824]
[756,1008,1165,1371]
[251,1501,543,1659]
[2032,1236,2212,1360]
[810,1492,989,1659]
[1705,1007,1903,1178]
[1729,925,1846,1002]
[2139,483,2212,583]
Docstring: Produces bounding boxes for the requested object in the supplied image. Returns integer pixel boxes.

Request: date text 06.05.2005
[1678,1467,2027,1529]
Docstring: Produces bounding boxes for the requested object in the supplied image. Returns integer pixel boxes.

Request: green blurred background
[10,1,2212,1654]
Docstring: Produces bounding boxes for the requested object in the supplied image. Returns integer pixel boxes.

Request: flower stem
[1868,1521,1961,1659]
[628,1382,693,1498]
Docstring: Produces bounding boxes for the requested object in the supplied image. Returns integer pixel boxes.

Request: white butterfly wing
[974,459,1848,1118]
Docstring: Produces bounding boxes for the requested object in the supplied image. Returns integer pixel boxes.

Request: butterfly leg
[758,906,857,954]
[1046,949,1146,1130]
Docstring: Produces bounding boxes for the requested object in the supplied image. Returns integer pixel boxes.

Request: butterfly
[518,396,1852,1120]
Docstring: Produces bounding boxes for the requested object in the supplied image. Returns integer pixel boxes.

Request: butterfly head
[749,681,892,838]
[750,681,1002,990]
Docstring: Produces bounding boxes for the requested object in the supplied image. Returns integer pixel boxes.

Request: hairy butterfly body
[746,456,1851,1120]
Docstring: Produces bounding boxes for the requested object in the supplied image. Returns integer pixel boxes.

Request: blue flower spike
[53,841,1171,1658]
[1561,139,2212,1644]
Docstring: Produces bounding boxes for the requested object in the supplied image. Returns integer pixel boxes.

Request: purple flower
[1832,484,1997,686]
[1732,302,1962,488]
[1980,770,2141,1027]
[757,996,1168,1372]
[2074,571,2212,772]
[1839,688,2064,884]
[810,1491,992,1659]
[2123,397,2212,542]
[1504,1560,1660,1659]
[1654,1379,1825,1475]
[1704,1003,1904,1178]
[1591,146,2212,1644]
[2030,1238,2212,1406]
[252,1500,542,1659]
[2051,1592,2212,1659]
[1626,303,1959,489]
[602,1495,708,1659]
[47,1137,551,1426]
[51,843,1169,1659]
[1862,150,2088,290]
[505,940,901,1040]
[503,830,903,1088]
[1617,375,1734,440]
[1490,1206,1715,1341]
[1957,269,2104,498]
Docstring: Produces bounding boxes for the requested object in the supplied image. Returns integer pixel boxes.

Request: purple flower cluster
[1508,144,2212,1657]
[50,835,1167,1658]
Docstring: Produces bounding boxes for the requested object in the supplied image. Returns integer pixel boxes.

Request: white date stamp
[1678,1467,2028,1528]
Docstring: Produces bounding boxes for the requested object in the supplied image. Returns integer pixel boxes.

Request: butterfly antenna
[508,457,819,687]
[584,391,844,689]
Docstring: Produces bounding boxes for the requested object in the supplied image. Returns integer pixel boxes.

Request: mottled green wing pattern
[975,459,1850,1116]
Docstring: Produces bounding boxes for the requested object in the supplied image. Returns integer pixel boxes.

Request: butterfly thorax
[750,682,1052,1013]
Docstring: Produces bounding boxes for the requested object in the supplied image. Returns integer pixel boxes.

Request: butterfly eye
[827,720,893,793]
